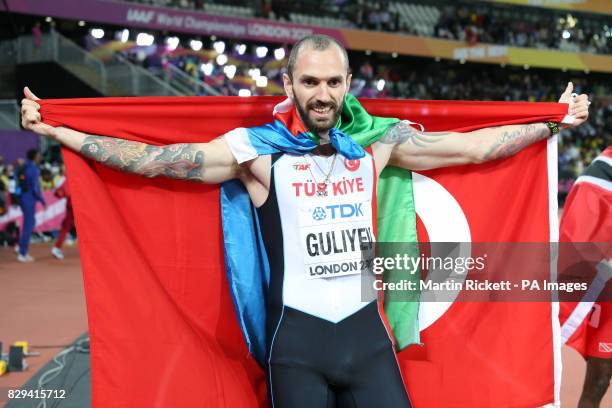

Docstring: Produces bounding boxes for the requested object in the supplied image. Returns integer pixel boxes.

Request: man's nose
[314,83,332,102]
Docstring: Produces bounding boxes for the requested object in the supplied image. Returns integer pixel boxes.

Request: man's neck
[311,143,336,156]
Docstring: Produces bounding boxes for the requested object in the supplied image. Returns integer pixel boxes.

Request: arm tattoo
[380,121,450,147]
[80,136,205,180]
[482,124,550,161]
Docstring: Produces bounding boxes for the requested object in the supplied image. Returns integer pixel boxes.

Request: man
[22,35,589,407]
[560,146,612,408]
[15,149,46,262]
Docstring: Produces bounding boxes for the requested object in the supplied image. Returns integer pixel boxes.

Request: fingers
[562,81,573,98]
[572,94,588,102]
[24,86,41,101]
[21,98,40,110]
[20,104,41,121]
[20,88,43,130]
[569,101,589,115]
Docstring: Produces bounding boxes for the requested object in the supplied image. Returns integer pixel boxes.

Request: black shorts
[267,301,412,408]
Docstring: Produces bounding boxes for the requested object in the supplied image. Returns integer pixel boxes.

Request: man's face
[283,45,351,134]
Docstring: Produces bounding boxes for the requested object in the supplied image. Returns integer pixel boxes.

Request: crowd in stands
[98,31,611,199]
[434,3,611,55]
[124,0,612,55]
[0,154,70,247]
[351,59,611,200]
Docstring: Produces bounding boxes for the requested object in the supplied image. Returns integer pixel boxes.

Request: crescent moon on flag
[413,172,472,331]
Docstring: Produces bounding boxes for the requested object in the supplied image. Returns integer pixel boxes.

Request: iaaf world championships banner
[0,0,339,45]
[5,0,612,73]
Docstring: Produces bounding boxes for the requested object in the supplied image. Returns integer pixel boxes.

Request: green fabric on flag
[325,94,422,349]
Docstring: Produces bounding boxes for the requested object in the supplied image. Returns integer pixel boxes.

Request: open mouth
[311,105,332,117]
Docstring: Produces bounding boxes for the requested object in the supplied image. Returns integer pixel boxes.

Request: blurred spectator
[51,176,73,260]
[15,149,46,262]
[32,21,42,49]
[122,0,611,55]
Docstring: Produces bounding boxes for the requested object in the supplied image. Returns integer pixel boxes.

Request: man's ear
[346,73,352,92]
[282,73,293,99]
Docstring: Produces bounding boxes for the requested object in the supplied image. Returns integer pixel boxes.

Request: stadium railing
[10,32,183,96]
[0,100,19,130]
[164,64,221,96]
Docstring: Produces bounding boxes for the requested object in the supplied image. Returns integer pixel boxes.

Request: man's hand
[21,87,58,138]
[558,82,590,128]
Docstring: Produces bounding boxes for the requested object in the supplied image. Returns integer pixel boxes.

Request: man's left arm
[383,83,590,171]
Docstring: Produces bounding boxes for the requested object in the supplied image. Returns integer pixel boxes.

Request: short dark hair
[26,149,38,161]
[286,34,350,80]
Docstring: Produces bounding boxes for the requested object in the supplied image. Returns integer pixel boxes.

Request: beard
[293,90,343,135]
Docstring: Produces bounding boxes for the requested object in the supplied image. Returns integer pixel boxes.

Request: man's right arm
[21,88,240,184]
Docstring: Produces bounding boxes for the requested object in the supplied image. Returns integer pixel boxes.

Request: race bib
[298,196,375,279]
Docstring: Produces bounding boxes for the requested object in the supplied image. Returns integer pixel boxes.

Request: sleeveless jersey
[256,150,378,324]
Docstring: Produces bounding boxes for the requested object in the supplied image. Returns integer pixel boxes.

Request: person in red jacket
[560,146,612,408]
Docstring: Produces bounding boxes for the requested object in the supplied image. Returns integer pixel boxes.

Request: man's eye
[303,80,316,86]
[329,80,341,87]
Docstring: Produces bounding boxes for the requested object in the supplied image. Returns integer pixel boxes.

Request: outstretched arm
[379,82,590,171]
[21,88,239,183]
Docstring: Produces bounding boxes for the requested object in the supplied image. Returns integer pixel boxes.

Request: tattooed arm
[20,88,239,183]
[58,127,238,183]
[377,121,552,171]
[376,82,590,171]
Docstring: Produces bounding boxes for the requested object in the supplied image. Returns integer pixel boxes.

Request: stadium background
[0,0,610,406]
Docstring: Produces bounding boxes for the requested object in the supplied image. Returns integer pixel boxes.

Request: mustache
[307,100,339,111]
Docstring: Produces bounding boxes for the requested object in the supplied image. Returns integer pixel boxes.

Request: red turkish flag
[39,96,567,407]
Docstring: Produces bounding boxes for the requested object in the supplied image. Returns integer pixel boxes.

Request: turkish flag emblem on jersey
[344,158,360,172]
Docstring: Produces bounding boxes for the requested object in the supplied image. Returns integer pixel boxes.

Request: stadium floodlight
[391,52,398,58]
[365,50,372,56]
[201,63,214,76]
[223,65,237,79]
[136,33,155,47]
[78,21,86,27]
[256,76,268,88]
[213,41,226,54]
[256,46,268,58]
[90,29,105,39]
[45,17,52,23]
[239,89,252,97]
[562,30,571,39]
[523,64,530,70]
[248,68,261,79]
[376,79,385,92]
[236,44,247,55]
[274,48,285,60]
[216,54,228,66]
[190,39,203,51]
[166,36,180,51]
[120,29,130,43]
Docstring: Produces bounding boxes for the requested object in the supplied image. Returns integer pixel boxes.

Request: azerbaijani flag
[40,95,568,407]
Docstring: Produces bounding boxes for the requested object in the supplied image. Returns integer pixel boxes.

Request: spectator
[16,149,46,262]
[32,22,42,50]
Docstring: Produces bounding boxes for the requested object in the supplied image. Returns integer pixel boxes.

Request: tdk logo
[312,203,364,221]
[127,9,156,24]
[312,207,327,221]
